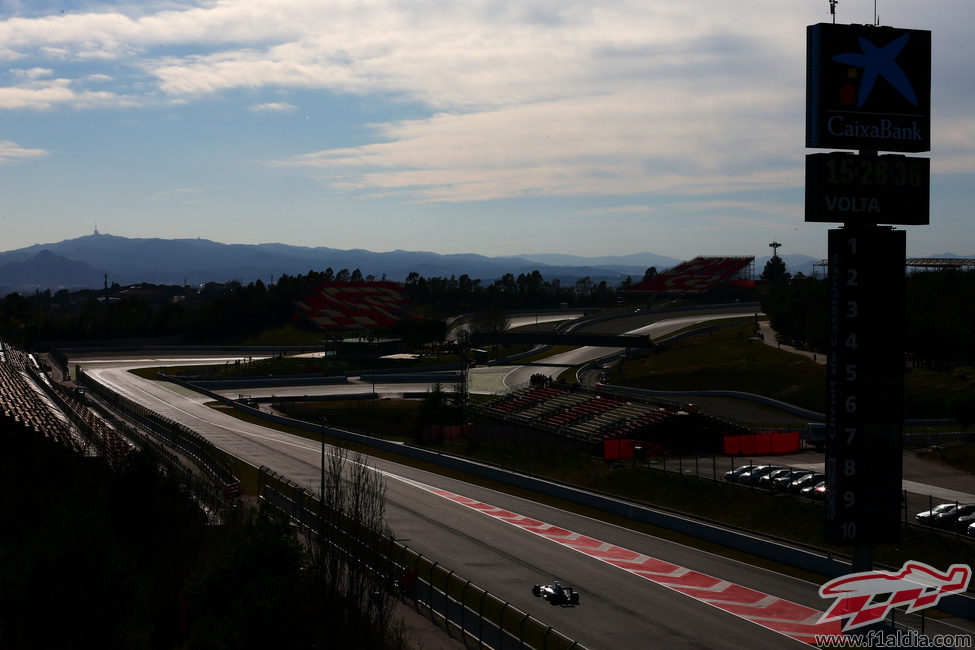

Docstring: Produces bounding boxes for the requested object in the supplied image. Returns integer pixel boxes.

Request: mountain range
[0,232,824,295]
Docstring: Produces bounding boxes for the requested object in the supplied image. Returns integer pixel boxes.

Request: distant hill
[0,233,683,294]
[0,250,108,295]
[516,252,682,270]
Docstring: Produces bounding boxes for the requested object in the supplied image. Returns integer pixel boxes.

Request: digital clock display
[805,152,929,225]
[823,155,926,189]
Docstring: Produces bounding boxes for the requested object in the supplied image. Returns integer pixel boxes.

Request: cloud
[275,85,803,202]
[248,101,296,112]
[0,0,971,210]
[8,67,53,79]
[0,77,136,109]
[0,139,49,164]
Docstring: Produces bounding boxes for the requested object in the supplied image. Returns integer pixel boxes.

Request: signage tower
[805,20,931,570]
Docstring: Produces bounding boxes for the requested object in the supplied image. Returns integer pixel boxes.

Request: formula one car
[531,581,580,605]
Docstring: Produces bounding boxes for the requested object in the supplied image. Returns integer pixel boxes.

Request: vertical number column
[826,226,905,545]
[826,228,863,543]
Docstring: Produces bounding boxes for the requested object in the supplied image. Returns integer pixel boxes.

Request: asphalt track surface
[70,309,975,649]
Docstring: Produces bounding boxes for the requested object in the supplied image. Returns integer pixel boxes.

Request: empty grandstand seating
[476,384,678,443]
[1,339,133,463]
[0,342,77,447]
[294,281,413,330]
[629,256,753,295]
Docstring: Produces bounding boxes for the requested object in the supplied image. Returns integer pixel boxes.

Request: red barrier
[604,439,635,460]
[723,431,801,455]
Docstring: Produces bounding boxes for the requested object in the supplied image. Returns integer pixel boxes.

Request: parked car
[811,481,828,500]
[758,468,793,490]
[928,503,975,531]
[739,465,783,486]
[800,480,826,499]
[772,469,812,491]
[724,465,758,483]
[915,503,959,526]
[789,472,824,494]
[967,521,975,538]
[954,505,975,533]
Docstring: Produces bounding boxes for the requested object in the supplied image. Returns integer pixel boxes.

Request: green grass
[610,321,975,421]
[612,323,827,412]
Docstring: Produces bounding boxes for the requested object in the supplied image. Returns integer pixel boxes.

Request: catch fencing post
[478,591,488,649]
[461,580,471,638]
[429,561,440,624]
[445,570,455,637]
[413,554,424,612]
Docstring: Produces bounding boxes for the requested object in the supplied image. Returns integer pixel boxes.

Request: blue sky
[1,1,972,261]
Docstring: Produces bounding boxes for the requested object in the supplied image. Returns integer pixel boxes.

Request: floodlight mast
[829,0,838,24]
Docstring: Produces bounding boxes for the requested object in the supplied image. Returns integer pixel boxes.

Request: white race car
[531,580,580,606]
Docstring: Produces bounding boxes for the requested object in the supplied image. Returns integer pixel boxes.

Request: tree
[761,256,791,284]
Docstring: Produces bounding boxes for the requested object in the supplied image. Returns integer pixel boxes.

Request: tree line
[760,269,975,369]
[0,267,631,348]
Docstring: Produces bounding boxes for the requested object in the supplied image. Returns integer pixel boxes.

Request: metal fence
[258,467,586,650]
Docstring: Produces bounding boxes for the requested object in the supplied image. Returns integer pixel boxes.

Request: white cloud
[0,77,136,109]
[8,67,53,79]
[248,101,295,112]
[276,85,803,202]
[0,139,49,163]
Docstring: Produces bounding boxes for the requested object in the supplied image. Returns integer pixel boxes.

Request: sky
[0,1,972,262]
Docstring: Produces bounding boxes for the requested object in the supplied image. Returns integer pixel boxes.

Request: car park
[724,464,758,483]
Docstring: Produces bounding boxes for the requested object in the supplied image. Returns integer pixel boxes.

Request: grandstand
[626,256,754,295]
[294,281,414,330]
[473,383,742,449]
[0,339,134,465]
[906,258,975,271]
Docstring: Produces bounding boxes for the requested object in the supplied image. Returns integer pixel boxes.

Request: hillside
[0,232,682,294]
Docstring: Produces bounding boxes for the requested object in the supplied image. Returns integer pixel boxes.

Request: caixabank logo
[807,23,931,152]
